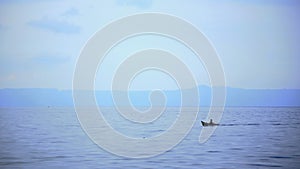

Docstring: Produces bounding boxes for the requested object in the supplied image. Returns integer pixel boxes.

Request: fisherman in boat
[201,119,218,126]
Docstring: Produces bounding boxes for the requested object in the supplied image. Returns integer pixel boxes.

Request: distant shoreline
[1,87,300,107]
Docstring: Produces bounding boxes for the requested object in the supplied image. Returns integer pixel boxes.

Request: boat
[201,120,219,126]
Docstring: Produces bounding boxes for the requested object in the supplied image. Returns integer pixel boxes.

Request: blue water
[0,107,300,168]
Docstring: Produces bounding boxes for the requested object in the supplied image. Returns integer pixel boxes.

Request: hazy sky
[0,0,299,90]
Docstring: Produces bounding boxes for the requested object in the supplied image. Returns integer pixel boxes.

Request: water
[0,107,300,168]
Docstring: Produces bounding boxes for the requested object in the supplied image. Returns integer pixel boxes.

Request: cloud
[62,8,79,17]
[0,0,59,4]
[115,0,152,9]
[27,17,80,34]
[32,54,70,65]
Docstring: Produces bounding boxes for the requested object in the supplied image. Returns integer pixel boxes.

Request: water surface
[0,107,299,168]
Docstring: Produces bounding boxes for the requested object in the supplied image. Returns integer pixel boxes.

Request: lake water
[0,107,300,168]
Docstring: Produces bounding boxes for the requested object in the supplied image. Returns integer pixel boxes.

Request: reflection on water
[0,107,300,168]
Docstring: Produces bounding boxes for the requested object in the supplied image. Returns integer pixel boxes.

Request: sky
[0,0,299,90]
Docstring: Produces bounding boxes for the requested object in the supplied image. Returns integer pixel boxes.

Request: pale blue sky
[0,0,299,90]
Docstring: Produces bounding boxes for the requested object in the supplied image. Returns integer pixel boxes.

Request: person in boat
[209,119,215,125]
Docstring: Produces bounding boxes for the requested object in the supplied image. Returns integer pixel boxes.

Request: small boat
[201,119,219,126]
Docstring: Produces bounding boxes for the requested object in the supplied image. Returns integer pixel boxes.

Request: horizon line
[1,86,300,91]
